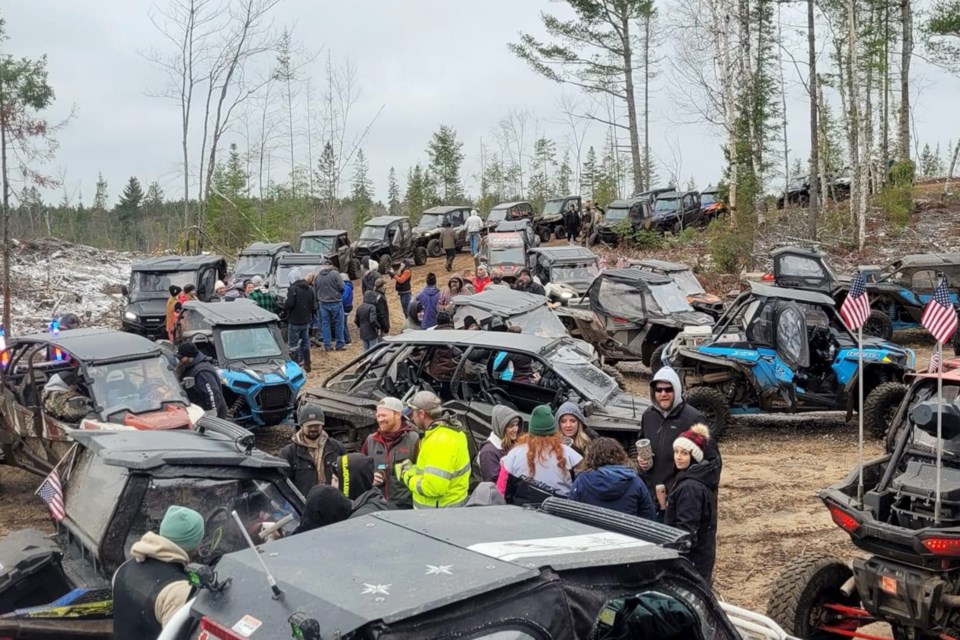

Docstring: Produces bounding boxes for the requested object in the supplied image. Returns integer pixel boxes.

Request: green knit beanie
[527,405,557,436]
[159,505,205,551]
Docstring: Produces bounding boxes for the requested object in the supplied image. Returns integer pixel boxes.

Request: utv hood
[125,298,168,319]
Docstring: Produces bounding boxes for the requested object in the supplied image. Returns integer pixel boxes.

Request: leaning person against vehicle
[280,402,345,496]
[112,505,204,639]
[397,391,470,508]
[637,366,706,499]
[361,397,420,508]
[176,342,227,418]
[42,372,93,422]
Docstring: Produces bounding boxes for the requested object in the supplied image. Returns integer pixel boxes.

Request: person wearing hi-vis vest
[396,391,471,508]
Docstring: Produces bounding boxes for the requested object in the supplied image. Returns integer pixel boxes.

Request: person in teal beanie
[112,505,205,639]
[497,404,583,505]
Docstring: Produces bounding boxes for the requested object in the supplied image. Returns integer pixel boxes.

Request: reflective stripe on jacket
[402,420,470,508]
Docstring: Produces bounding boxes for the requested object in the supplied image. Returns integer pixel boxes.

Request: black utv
[768,369,960,640]
[121,254,227,339]
[234,242,293,283]
[412,205,472,257]
[353,215,425,271]
[538,195,581,241]
[592,197,653,246]
[485,201,535,233]
[298,229,362,279]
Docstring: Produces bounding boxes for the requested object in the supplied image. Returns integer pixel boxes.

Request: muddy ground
[0,211,948,630]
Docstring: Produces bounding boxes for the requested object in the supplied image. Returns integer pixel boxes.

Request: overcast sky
[3,0,956,208]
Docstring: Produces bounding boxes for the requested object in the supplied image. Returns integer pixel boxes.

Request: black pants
[445,248,456,271]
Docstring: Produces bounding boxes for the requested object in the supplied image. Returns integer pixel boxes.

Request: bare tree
[495,109,534,197]
[555,92,595,193]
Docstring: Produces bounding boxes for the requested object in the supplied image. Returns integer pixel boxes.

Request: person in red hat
[665,424,721,585]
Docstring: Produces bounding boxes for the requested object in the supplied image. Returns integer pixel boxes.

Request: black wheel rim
[863,316,886,337]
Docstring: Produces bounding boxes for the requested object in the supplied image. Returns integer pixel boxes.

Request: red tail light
[199,617,247,640]
[827,502,860,533]
[921,536,960,557]
[761,272,775,281]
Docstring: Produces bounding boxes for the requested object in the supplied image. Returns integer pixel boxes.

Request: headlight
[124,311,137,321]
[560,292,573,300]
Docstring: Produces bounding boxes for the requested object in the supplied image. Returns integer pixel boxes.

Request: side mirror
[121,285,129,297]
[182,376,195,390]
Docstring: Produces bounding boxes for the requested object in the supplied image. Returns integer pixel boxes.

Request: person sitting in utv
[42,372,93,422]
[175,342,227,418]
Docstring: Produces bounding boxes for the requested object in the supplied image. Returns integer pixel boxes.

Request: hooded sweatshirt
[555,401,599,455]
[314,265,344,304]
[416,284,442,329]
[477,405,522,482]
[438,276,465,312]
[571,465,656,520]
[279,429,345,496]
[121,532,191,627]
[294,485,353,534]
[284,278,317,325]
[665,450,722,584]
[355,291,381,341]
[638,367,706,494]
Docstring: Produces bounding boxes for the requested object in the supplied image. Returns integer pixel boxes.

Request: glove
[395,459,413,481]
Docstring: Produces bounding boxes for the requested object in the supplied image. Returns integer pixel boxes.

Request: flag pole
[936,340,944,525]
[32,442,77,497]
[857,324,864,508]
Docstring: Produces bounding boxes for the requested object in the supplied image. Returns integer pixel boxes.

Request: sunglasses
[654,387,674,394]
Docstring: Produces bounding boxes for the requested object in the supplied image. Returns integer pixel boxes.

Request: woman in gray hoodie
[477,405,522,482]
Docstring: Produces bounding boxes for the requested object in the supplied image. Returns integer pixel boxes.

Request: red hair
[518,433,567,477]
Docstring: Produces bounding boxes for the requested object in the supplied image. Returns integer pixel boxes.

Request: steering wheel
[196,506,229,562]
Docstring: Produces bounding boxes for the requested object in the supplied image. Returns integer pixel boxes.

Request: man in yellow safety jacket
[397,391,471,508]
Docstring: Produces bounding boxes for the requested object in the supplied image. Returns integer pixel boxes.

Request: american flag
[840,272,871,331]
[929,344,942,373]
[921,279,959,345]
[37,469,65,521]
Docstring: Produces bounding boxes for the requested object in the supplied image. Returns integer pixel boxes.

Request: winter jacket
[400,418,471,508]
[477,406,522,482]
[473,275,491,293]
[182,353,227,418]
[440,227,457,250]
[466,213,483,233]
[514,279,546,296]
[355,291,381,341]
[416,285,442,329]
[564,207,581,233]
[499,442,582,506]
[638,367,706,494]
[279,430,346,496]
[362,267,381,294]
[374,291,390,334]
[665,452,721,584]
[165,296,179,336]
[341,279,354,312]
[438,276,465,313]
[294,485,353,533]
[571,465,656,520]
[314,265,344,304]
[555,400,599,455]
[284,279,317,325]
[361,425,420,508]
[112,532,192,639]
[393,266,412,293]
[350,488,393,518]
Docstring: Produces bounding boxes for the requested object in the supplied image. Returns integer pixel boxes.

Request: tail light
[761,272,775,281]
[921,535,960,557]
[199,617,247,640]
[827,502,860,534]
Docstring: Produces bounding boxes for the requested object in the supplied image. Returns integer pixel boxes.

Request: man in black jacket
[280,402,345,496]
[284,268,317,371]
[176,342,227,418]
[637,366,706,497]
[513,269,546,296]
[355,290,381,351]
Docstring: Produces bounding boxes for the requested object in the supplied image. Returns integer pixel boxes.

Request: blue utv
[662,282,915,438]
[172,300,305,426]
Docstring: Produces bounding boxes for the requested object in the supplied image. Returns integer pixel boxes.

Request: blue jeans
[399,291,411,318]
[320,302,344,349]
[342,310,352,344]
[287,323,310,364]
[469,232,480,256]
[362,336,380,352]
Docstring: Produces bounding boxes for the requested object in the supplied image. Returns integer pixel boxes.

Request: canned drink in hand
[561,436,574,447]
[636,438,653,461]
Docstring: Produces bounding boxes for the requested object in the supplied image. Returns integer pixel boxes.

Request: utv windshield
[276,265,319,287]
[670,269,706,295]
[123,477,300,561]
[488,209,507,223]
[648,283,694,313]
[88,356,187,418]
[604,208,628,222]
[234,256,272,278]
[300,236,334,254]
[359,225,387,241]
[701,192,717,206]
[551,263,600,284]
[418,214,443,229]
[130,271,196,297]
[507,306,568,337]
[542,200,564,216]
[490,246,525,266]
[220,325,284,361]
[550,346,617,403]
[654,198,679,213]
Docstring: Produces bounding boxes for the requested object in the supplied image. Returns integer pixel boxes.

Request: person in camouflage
[42,372,93,422]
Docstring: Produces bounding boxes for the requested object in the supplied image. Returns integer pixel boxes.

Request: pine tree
[405,164,427,222]
[427,125,465,201]
[116,177,145,249]
[93,173,108,212]
[557,150,573,195]
[387,167,401,215]
[316,142,337,213]
[528,137,557,211]
[581,147,598,202]
[351,149,374,226]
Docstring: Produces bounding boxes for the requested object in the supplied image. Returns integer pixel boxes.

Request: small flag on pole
[840,271,871,331]
[929,345,943,373]
[37,469,65,521]
[921,279,959,345]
